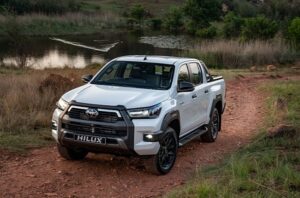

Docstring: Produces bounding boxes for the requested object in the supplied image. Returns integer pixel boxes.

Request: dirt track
[0,76,268,198]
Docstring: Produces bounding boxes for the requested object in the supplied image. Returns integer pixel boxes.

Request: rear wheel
[201,107,220,142]
[57,144,88,160]
[146,127,178,175]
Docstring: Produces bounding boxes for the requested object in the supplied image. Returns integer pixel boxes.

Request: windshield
[91,61,174,90]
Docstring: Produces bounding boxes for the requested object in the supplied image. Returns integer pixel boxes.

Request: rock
[250,66,257,72]
[266,65,277,71]
[39,74,73,94]
[267,124,296,138]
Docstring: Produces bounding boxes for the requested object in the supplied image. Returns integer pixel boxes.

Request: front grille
[62,122,127,137]
[68,107,122,123]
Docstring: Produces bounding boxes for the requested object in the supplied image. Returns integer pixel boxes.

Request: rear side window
[178,64,190,82]
[188,63,202,85]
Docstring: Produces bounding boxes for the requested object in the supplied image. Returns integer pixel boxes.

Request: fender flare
[209,94,223,131]
[160,110,180,133]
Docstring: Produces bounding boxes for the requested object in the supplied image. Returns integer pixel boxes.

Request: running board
[179,126,208,147]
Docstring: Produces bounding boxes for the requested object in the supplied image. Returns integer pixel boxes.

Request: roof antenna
[144,55,147,61]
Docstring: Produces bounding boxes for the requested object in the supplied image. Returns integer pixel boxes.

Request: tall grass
[0,12,124,36]
[0,68,96,133]
[184,39,299,68]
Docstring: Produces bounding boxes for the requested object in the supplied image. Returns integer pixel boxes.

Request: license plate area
[74,134,106,145]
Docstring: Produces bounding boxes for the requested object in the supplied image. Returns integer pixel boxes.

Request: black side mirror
[178,81,194,92]
[82,74,93,83]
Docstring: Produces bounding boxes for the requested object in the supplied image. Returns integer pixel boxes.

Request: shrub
[195,26,217,39]
[183,0,222,29]
[163,6,183,33]
[288,17,300,48]
[149,18,162,30]
[129,4,146,22]
[241,16,278,40]
[223,12,244,38]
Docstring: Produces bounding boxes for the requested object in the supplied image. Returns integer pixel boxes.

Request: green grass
[167,80,300,198]
[0,129,53,152]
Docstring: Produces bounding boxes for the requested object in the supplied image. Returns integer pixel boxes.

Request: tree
[163,6,183,33]
[196,26,217,39]
[183,0,222,30]
[288,17,300,48]
[241,16,278,40]
[223,12,244,38]
[129,4,146,22]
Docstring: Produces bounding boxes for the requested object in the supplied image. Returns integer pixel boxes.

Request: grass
[0,67,99,152]
[0,129,52,152]
[167,80,300,198]
[183,39,299,68]
[0,12,125,36]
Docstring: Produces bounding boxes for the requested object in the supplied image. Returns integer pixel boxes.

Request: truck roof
[115,55,198,66]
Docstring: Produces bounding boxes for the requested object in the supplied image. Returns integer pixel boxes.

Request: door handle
[192,94,197,99]
[204,90,209,94]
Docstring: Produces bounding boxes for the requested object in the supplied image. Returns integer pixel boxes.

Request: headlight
[128,103,162,119]
[56,98,69,111]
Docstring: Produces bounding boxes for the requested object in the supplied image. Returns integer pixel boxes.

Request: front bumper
[52,101,160,156]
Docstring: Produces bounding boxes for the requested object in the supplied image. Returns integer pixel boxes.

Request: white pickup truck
[52,55,226,174]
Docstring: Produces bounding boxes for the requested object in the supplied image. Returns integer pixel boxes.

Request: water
[0,32,194,69]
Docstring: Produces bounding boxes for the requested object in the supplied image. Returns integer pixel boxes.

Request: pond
[0,32,195,69]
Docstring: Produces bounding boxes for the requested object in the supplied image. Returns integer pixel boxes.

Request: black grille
[68,107,122,123]
[62,122,127,137]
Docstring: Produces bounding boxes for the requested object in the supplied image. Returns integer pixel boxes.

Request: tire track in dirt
[0,76,267,198]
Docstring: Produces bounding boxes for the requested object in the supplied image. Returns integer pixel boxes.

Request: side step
[179,126,208,147]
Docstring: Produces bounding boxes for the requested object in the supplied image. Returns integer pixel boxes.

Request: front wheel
[201,107,220,142]
[146,127,178,175]
[57,144,88,160]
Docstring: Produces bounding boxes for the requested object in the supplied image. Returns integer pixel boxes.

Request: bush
[195,26,217,39]
[129,4,146,22]
[223,12,244,38]
[288,17,300,48]
[149,18,162,30]
[241,16,278,40]
[163,6,183,33]
[183,0,222,29]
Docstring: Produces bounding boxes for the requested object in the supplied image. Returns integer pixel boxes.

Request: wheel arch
[210,94,223,131]
[161,111,180,139]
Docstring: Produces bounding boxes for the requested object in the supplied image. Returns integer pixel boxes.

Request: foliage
[183,0,222,29]
[223,12,244,38]
[129,4,146,22]
[288,17,300,49]
[231,0,258,17]
[259,0,300,21]
[241,16,278,40]
[163,6,183,33]
[195,26,217,39]
[149,18,162,30]
[0,0,80,15]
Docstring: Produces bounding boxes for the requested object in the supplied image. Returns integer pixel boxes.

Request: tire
[57,144,88,160]
[146,127,178,175]
[201,107,220,142]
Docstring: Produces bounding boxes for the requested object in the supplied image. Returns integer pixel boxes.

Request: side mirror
[82,74,93,83]
[178,81,194,92]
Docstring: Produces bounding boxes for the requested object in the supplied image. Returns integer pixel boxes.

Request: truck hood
[62,84,170,109]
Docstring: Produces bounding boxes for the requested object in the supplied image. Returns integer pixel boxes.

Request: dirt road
[0,76,268,198]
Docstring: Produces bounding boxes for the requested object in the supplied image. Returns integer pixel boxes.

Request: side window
[201,62,212,82]
[188,63,202,85]
[178,64,190,82]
